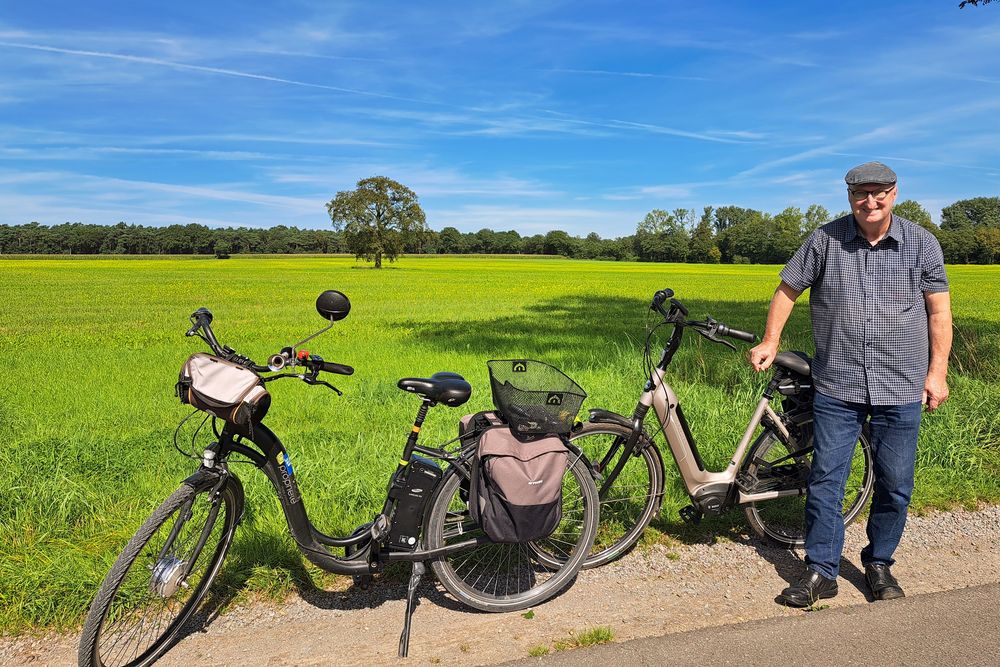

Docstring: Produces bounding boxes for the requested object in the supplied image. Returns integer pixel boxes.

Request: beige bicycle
[563,288,875,567]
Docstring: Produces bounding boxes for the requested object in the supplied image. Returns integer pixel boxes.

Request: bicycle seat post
[400,399,434,466]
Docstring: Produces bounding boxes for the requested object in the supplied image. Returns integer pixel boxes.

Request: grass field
[1,255,998,633]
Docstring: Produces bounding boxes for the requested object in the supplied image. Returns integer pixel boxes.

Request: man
[748,161,952,607]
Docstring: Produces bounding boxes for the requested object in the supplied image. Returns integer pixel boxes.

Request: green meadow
[1,256,998,632]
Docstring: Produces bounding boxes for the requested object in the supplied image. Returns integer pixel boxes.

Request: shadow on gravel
[173,537,588,649]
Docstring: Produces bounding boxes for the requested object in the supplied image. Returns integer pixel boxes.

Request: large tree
[688,206,719,263]
[940,196,1000,230]
[803,204,830,234]
[635,209,689,262]
[771,207,805,263]
[326,176,428,268]
[893,199,937,231]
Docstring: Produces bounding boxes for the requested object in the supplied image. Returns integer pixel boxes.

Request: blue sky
[1,1,998,237]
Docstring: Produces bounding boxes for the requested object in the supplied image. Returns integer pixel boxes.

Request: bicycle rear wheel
[78,476,241,667]
[424,454,597,612]
[743,425,873,548]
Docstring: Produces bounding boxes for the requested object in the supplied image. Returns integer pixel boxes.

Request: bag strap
[460,410,507,447]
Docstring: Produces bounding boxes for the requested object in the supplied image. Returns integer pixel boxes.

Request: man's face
[849,183,897,227]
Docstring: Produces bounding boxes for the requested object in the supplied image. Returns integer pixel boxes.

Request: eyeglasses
[848,186,895,202]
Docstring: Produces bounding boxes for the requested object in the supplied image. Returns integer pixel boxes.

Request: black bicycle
[78,291,598,667]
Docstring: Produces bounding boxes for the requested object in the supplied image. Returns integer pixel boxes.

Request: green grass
[553,626,615,651]
[0,256,997,633]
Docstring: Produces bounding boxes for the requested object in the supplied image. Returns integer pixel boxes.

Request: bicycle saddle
[397,372,472,407]
[773,351,811,377]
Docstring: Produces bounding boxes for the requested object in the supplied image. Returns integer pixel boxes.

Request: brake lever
[695,317,738,351]
[261,373,301,383]
[304,376,343,396]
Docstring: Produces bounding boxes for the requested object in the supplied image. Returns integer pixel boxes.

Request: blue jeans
[804,391,923,580]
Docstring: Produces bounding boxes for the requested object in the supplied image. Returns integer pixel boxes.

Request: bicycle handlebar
[651,288,674,310]
[315,359,355,376]
[185,309,352,379]
[649,289,757,345]
[713,323,757,343]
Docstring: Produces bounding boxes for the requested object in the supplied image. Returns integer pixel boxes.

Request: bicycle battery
[387,455,443,550]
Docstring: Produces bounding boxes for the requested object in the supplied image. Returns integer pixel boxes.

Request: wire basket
[487,359,587,435]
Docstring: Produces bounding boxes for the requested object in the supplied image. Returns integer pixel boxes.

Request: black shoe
[778,570,838,608]
[865,563,905,601]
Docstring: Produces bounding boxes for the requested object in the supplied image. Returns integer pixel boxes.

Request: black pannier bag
[460,410,568,544]
[774,351,815,445]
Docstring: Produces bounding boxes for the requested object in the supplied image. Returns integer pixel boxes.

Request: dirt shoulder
[4,505,998,666]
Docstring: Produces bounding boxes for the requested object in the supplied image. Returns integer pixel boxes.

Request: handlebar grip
[319,360,354,376]
[651,288,675,309]
[718,324,757,343]
[186,307,214,336]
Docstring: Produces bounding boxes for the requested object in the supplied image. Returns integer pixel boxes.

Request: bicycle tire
[541,422,663,569]
[78,477,241,667]
[743,425,874,548]
[424,454,598,612]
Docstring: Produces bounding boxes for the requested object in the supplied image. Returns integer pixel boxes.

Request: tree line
[3,196,998,265]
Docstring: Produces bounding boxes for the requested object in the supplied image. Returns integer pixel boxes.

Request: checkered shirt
[779,214,949,406]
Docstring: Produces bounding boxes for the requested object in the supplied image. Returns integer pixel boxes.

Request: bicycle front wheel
[424,454,598,613]
[78,476,241,667]
[743,425,873,548]
[561,422,663,568]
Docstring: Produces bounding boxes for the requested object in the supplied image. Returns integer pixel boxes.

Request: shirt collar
[847,214,903,245]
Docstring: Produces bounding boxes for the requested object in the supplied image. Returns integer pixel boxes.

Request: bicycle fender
[182,467,247,524]
[587,408,633,430]
[181,466,226,489]
[563,439,601,483]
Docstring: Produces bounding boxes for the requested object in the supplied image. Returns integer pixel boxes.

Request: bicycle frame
[644,366,800,507]
[205,416,488,577]
[592,303,810,519]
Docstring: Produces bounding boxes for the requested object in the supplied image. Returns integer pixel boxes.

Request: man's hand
[748,340,779,372]
[923,290,952,413]
[923,373,949,411]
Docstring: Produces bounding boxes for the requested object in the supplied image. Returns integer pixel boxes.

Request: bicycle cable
[172,410,210,461]
[642,314,676,440]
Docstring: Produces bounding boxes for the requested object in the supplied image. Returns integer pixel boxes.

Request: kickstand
[398,560,425,658]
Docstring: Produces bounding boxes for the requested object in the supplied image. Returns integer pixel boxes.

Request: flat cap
[845,161,896,185]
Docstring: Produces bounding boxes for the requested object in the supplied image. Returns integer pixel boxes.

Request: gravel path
[4,505,998,666]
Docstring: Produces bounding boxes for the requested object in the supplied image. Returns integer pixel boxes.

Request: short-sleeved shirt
[779,214,949,406]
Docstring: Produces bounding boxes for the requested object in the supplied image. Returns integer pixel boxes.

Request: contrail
[0,40,431,105]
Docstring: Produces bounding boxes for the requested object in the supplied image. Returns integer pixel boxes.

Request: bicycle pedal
[352,574,373,590]
[679,505,702,524]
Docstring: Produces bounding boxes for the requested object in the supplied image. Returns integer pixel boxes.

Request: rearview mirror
[316,290,351,321]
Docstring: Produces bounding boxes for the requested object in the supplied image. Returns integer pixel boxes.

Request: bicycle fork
[592,404,651,498]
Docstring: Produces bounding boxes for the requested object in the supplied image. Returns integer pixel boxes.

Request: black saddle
[773,351,812,377]
[397,372,472,407]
